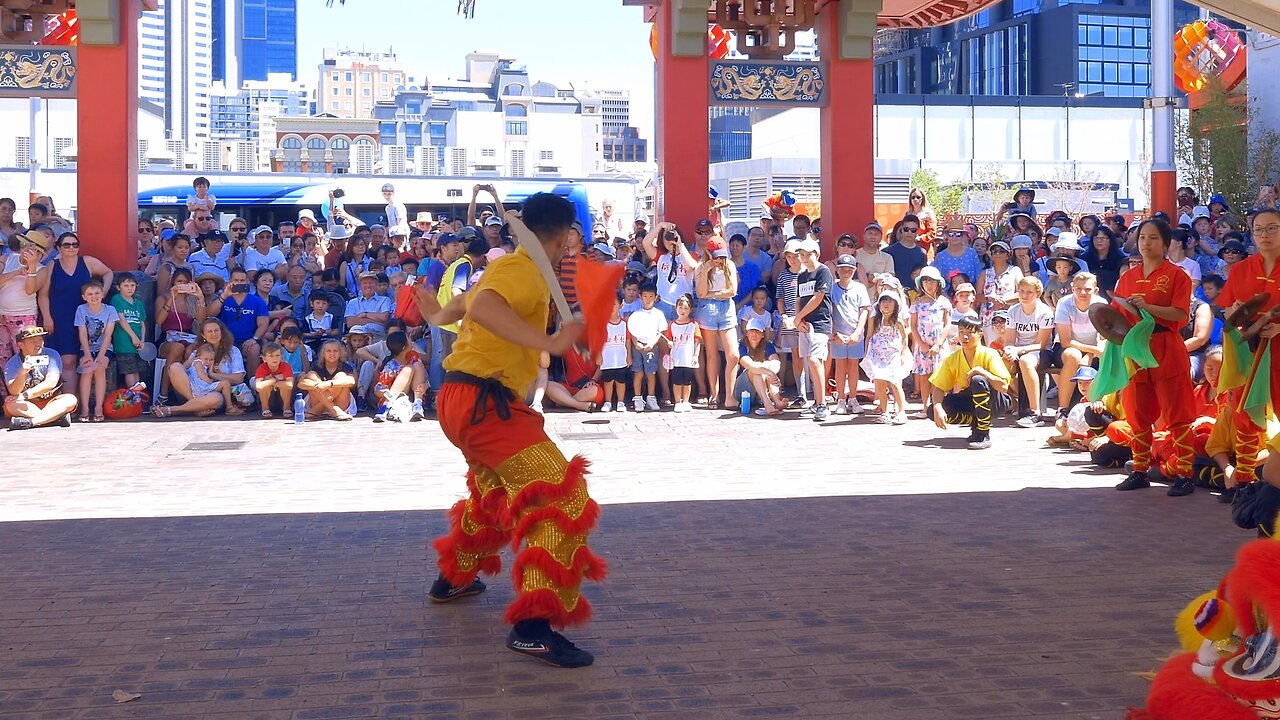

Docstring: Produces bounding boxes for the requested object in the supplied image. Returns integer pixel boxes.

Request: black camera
[332,188,345,199]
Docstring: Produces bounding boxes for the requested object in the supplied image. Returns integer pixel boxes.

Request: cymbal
[1111,295,1140,318]
[1089,304,1133,345]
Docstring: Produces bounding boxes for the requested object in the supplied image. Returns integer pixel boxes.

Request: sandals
[261,409,274,418]
[77,415,90,423]
[1045,435,1073,448]
[91,415,104,423]
[707,399,719,410]
[152,406,172,418]
[196,408,217,418]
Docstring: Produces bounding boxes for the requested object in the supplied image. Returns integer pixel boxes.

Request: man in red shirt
[1218,209,1280,496]
[1113,218,1197,496]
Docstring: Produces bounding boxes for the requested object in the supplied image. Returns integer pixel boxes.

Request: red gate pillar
[817,3,876,259]
[654,0,710,233]
[76,0,140,273]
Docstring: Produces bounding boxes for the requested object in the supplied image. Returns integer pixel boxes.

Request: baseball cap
[988,240,1011,253]
[200,229,229,244]
[160,228,178,242]
[591,241,616,259]
[745,316,770,334]
[783,239,803,255]
[992,310,1010,322]
[798,237,820,254]
[1046,227,1062,237]
[438,232,462,245]
[836,254,857,268]
[484,215,503,227]
[458,226,479,240]
[381,183,395,193]
[1010,234,1033,250]
[1072,366,1099,382]
[251,225,273,238]
[954,282,976,294]
[864,221,883,232]
[14,325,48,342]
[695,218,714,231]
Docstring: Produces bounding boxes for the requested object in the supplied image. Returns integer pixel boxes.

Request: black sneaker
[1115,471,1151,491]
[1219,486,1238,504]
[426,574,486,603]
[57,413,72,428]
[967,434,992,450]
[1166,477,1195,497]
[506,621,594,668]
[8,416,33,431]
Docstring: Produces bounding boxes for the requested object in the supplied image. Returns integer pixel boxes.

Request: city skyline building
[211,0,298,86]
[873,0,1201,98]
[138,0,214,148]
[317,47,408,119]
[209,72,310,144]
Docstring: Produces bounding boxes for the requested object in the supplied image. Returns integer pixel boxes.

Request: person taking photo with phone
[211,267,269,374]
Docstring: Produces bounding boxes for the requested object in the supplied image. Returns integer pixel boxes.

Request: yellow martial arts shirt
[443,247,549,398]
[929,344,1011,394]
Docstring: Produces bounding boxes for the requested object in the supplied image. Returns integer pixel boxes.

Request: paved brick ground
[0,408,1254,718]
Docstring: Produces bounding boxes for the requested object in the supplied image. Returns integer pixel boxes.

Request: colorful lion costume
[762,190,796,222]
[1130,539,1280,719]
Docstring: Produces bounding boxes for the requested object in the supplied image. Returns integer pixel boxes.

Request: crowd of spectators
[0,176,1271,473]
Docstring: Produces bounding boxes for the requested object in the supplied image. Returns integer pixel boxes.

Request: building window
[505,104,527,117]
[331,87,339,96]
[331,137,350,150]
[331,100,340,109]
[282,137,303,149]
[282,160,303,173]
[539,150,553,161]
[1076,13,1152,97]
[505,121,527,136]
[481,149,496,158]
[511,149,526,177]
[345,72,352,81]
[381,72,388,82]
[362,72,371,82]
[307,137,327,151]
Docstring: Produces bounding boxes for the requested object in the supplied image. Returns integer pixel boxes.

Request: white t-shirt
[1054,294,1105,347]
[1173,257,1202,283]
[626,306,668,346]
[0,255,37,316]
[665,320,701,369]
[655,253,691,305]
[601,320,629,370]
[1006,300,1055,347]
[242,246,286,273]
[738,305,769,329]
[186,193,217,212]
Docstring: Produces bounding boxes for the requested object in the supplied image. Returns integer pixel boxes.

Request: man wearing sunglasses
[883,214,927,290]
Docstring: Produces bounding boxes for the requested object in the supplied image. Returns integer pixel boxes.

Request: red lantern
[650,23,735,60]
[42,10,78,46]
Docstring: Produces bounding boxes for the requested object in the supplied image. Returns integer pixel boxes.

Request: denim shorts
[831,338,865,360]
[694,297,735,331]
[632,349,658,374]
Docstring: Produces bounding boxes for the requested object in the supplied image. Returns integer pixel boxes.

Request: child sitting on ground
[187,342,242,416]
[253,341,294,417]
[278,324,313,376]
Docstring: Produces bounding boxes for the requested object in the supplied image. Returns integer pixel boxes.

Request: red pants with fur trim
[433,381,607,629]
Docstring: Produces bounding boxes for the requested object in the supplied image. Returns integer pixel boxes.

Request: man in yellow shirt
[929,312,1012,450]
[413,193,605,668]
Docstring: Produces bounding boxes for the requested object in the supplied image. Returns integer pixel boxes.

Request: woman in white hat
[976,239,1023,345]
[909,265,952,417]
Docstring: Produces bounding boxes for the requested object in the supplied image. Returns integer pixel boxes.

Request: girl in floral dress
[862,291,911,425]
[909,267,952,419]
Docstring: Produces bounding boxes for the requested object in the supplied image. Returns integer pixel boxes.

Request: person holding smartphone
[466,183,505,230]
[212,267,269,375]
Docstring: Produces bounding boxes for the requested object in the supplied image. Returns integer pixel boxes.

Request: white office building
[137,0,214,150]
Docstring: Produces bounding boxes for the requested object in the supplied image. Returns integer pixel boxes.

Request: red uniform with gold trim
[1114,259,1196,476]
[1217,253,1280,483]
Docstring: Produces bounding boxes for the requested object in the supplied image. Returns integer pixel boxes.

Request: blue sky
[299,0,657,140]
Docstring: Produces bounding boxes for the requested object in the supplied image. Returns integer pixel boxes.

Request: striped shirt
[556,251,579,306]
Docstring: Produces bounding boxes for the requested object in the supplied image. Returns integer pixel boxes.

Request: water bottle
[740,391,751,415]
[293,393,306,424]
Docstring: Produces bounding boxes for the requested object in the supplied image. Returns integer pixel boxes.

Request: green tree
[911,167,966,218]
[1176,77,1280,212]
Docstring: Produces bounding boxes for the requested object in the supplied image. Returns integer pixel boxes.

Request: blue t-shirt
[219,294,269,344]
[74,303,121,354]
[883,241,928,290]
[417,257,447,289]
[734,260,763,305]
[931,247,984,288]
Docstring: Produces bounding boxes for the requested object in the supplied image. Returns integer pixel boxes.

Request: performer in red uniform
[1113,218,1198,496]
[1218,208,1280,496]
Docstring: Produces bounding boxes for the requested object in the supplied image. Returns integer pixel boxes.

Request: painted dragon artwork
[1130,539,1280,720]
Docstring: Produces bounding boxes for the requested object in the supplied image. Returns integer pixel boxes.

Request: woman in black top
[1081,226,1126,295]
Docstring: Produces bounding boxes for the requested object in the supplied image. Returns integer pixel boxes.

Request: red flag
[574,259,625,359]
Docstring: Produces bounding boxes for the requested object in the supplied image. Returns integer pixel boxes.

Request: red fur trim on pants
[504,587,594,628]
[433,499,508,586]
[510,500,601,550]
[512,546,609,587]
[500,455,592,528]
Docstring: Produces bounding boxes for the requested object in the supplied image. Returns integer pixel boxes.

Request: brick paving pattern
[0,409,1251,718]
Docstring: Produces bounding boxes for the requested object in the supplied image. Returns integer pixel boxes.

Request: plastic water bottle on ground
[740,391,751,415]
[294,394,306,424]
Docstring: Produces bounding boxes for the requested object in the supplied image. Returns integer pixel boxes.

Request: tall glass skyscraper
[241,0,298,82]
[210,0,298,85]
